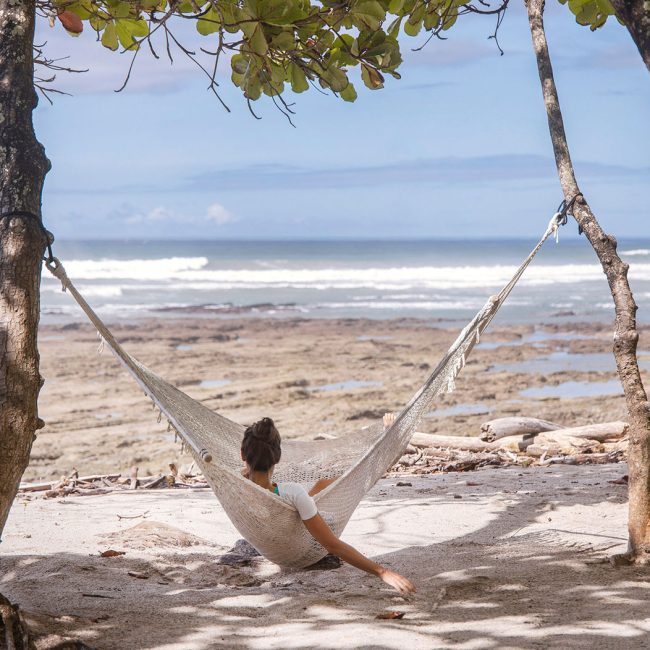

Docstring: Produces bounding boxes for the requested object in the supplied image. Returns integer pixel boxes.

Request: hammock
[44,215,563,568]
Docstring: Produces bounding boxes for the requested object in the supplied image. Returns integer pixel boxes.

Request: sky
[34,1,649,240]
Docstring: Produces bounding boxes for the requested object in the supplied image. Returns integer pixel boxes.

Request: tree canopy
[39,0,624,114]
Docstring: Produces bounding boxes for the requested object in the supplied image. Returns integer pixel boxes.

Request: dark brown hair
[241,417,281,472]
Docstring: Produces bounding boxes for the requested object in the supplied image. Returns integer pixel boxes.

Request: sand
[3,317,649,648]
[3,465,648,649]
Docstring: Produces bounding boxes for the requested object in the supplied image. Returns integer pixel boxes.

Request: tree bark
[0,0,50,538]
[609,0,650,73]
[526,0,650,563]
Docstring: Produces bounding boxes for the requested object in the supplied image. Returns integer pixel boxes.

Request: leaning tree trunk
[526,0,650,563]
[609,0,650,73]
[0,0,50,538]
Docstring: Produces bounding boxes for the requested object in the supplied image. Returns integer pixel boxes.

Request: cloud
[106,202,234,227]
[556,44,644,71]
[186,154,649,192]
[47,154,649,197]
[125,206,177,224]
[205,202,234,225]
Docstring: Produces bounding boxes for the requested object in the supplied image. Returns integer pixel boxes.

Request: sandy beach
[3,316,649,648]
[27,317,642,482]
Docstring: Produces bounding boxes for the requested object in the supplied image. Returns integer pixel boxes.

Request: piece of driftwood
[480,417,562,442]
[18,473,121,493]
[534,432,604,452]
[141,475,166,489]
[542,421,628,442]
[603,439,629,452]
[129,466,139,490]
[494,434,538,453]
[546,451,623,465]
[411,432,535,453]
[411,432,495,452]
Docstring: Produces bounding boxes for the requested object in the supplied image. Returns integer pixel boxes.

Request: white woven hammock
[45,216,561,567]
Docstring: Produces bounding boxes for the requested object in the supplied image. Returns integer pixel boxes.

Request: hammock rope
[43,211,565,567]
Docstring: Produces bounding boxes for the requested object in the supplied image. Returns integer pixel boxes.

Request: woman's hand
[383,412,396,429]
[303,515,416,594]
[378,568,416,595]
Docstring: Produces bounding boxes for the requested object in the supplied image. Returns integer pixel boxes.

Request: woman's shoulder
[276,481,308,496]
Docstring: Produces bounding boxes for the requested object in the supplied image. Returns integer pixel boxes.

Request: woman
[240,414,416,595]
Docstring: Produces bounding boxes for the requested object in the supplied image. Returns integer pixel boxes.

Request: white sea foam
[53,257,209,280]
[316,300,489,311]
[621,249,650,256]
[48,259,650,289]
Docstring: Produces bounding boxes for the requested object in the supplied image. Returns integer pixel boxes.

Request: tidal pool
[311,380,383,392]
[520,379,622,399]
[426,403,491,418]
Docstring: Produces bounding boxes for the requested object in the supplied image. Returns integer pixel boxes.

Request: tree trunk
[526,0,650,563]
[609,0,650,73]
[0,0,50,538]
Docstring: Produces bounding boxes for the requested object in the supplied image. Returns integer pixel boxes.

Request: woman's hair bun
[241,417,281,471]
[253,417,275,439]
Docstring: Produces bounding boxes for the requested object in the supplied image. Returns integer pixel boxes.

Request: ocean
[40,239,650,325]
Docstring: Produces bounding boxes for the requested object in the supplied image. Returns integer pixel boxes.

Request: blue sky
[35,1,649,240]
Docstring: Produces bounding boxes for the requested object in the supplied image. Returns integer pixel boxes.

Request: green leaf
[101,22,119,50]
[248,23,269,55]
[351,1,386,31]
[321,65,349,92]
[361,63,384,89]
[403,16,422,36]
[115,18,148,49]
[111,2,132,19]
[196,8,221,35]
[289,62,309,92]
[340,82,358,101]
[271,30,295,50]
[441,6,458,30]
[245,75,263,100]
[231,53,250,75]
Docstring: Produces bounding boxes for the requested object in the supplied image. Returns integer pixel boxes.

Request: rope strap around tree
[0,209,55,263]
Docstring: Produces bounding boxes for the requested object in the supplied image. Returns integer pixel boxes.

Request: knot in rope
[45,257,69,290]
[548,193,582,243]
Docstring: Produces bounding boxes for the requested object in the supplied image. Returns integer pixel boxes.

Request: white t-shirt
[276,482,318,520]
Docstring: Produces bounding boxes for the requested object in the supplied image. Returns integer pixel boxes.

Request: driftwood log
[539,421,628,442]
[410,432,536,453]
[18,473,121,493]
[480,417,562,442]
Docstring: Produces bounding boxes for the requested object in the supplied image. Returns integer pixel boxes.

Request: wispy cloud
[108,202,234,227]
[47,154,649,197]
[186,154,649,192]
[206,202,234,225]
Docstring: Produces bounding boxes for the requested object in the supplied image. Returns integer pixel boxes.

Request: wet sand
[28,317,645,482]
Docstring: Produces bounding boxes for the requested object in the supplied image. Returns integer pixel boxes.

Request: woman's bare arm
[302,514,415,595]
